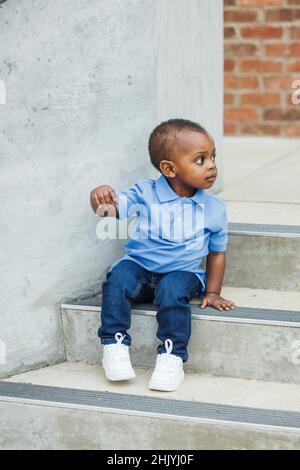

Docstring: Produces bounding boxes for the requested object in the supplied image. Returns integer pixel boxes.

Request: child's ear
[159,160,176,178]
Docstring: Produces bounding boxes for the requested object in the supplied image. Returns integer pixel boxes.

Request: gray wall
[0,0,223,377]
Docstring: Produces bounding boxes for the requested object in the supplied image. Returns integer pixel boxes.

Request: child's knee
[155,285,190,307]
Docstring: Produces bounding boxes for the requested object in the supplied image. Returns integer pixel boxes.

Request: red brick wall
[224,0,300,136]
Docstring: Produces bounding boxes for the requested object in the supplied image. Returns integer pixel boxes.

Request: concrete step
[61,286,300,384]
[221,223,300,291]
[227,201,300,226]
[216,138,300,290]
[221,136,300,206]
[1,362,300,449]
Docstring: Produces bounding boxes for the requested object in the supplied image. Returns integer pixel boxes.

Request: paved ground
[216,137,300,225]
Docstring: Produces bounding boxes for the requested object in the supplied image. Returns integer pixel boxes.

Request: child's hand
[200,292,236,311]
[90,185,118,216]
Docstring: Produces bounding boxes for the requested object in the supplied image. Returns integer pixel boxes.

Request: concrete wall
[157,0,224,191]
[0,0,223,377]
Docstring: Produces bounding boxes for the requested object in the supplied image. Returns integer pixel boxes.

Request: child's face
[161,129,218,189]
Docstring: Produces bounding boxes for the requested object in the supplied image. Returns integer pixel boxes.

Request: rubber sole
[149,371,185,392]
[103,367,136,382]
[105,374,136,382]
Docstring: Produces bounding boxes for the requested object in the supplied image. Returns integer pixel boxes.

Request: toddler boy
[90,118,236,391]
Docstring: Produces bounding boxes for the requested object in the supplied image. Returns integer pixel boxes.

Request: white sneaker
[102,332,136,381]
[149,339,184,391]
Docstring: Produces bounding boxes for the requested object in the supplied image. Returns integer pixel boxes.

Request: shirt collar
[155,174,205,205]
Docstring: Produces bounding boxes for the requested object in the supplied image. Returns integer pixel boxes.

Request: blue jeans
[98,260,201,362]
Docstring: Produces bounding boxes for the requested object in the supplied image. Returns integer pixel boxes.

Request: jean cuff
[101,338,131,347]
[157,347,187,363]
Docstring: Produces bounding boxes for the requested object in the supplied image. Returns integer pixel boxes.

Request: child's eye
[196,154,217,165]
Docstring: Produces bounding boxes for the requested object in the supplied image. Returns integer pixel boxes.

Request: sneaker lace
[157,339,182,372]
[106,332,129,360]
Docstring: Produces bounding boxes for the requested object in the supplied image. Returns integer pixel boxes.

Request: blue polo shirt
[107,174,228,296]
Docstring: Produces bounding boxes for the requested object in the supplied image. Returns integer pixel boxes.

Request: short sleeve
[115,183,142,220]
[208,203,228,252]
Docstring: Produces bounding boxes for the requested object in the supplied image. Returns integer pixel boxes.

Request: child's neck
[165,176,197,199]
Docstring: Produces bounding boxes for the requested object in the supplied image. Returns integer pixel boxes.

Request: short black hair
[148,118,208,173]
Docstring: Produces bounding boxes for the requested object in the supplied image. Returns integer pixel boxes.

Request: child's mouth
[205,175,217,181]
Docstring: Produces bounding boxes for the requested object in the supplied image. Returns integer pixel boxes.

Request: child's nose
[208,160,217,169]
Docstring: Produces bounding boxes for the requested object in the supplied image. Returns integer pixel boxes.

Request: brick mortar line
[224,5,300,9]
[224,38,300,42]
[235,67,300,74]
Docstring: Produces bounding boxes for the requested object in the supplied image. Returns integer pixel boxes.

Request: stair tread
[228,222,300,236]
[226,201,300,226]
[61,286,300,325]
[2,362,300,415]
[63,286,300,311]
[220,136,300,208]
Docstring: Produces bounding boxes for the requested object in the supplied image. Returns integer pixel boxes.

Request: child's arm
[90,185,119,217]
[90,181,143,220]
[200,251,236,311]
